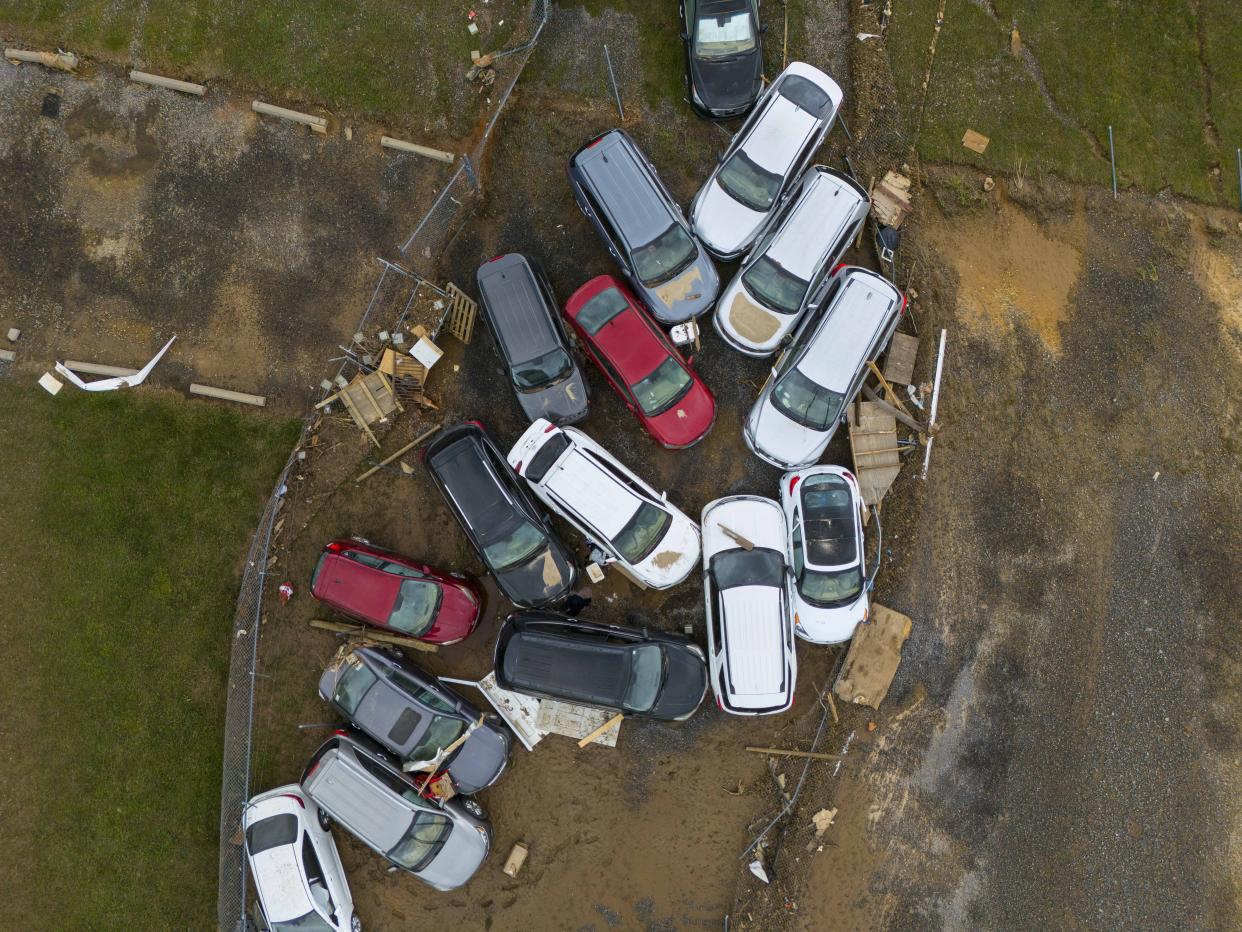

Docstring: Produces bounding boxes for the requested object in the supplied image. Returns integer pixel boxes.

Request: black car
[681,0,764,119]
[494,611,710,721]
[425,422,578,609]
[318,646,512,794]
[476,253,590,425]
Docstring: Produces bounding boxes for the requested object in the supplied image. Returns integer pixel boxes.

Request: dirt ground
[0,60,451,412]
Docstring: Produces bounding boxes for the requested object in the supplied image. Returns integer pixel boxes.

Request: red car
[564,275,716,448]
[310,539,483,645]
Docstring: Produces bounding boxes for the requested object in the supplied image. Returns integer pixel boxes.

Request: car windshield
[576,287,629,335]
[387,579,441,636]
[711,546,784,589]
[771,368,845,431]
[624,644,665,712]
[271,912,335,932]
[695,11,755,60]
[613,501,672,564]
[512,347,573,390]
[483,519,548,572]
[387,811,452,872]
[778,73,833,116]
[524,432,572,483]
[799,566,864,607]
[632,357,693,416]
[333,662,379,717]
[408,713,467,761]
[246,813,298,855]
[743,255,809,314]
[717,150,782,212]
[633,224,698,286]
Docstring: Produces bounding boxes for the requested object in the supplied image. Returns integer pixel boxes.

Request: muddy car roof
[500,627,632,706]
[574,132,672,249]
[476,254,559,364]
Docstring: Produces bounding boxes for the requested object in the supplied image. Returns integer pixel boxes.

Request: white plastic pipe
[129,70,206,96]
[921,329,947,479]
[189,384,266,407]
[380,136,456,163]
[252,100,327,133]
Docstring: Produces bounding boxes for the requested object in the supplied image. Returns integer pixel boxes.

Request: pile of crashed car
[243,49,907,932]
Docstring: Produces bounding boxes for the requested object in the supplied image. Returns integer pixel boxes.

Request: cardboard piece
[834,604,913,709]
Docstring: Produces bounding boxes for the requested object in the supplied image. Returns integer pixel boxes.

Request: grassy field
[0,0,528,136]
[0,383,298,929]
[886,0,1242,203]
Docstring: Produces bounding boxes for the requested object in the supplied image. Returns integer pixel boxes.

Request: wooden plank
[375,369,403,413]
[849,401,902,508]
[577,712,624,748]
[189,384,266,407]
[308,618,438,652]
[355,376,386,422]
[745,747,843,761]
[355,424,442,483]
[962,128,990,154]
[866,361,915,420]
[338,390,380,447]
[883,332,919,385]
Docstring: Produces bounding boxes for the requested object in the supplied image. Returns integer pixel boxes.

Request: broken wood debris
[315,369,403,446]
[308,618,438,653]
[577,712,624,748]
[745,747,843,761]
[354,424,442,483]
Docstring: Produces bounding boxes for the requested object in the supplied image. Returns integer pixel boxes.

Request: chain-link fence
[216,4,551,929]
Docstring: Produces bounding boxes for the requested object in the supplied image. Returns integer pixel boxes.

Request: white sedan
[509,419,701,589]
[781,466,869,644]
[689,61,843,261]
[701,495,796,715]
[243,784,359,932]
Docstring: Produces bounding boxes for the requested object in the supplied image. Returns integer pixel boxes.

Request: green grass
[0,383,298,929]
[886,0,1242,202]
[0,0,526,136]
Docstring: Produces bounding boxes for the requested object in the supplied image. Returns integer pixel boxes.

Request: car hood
[638,251,719,324]
[516,369,590,425]
[416,816,490,891]
[650,645,709,720]
[632,513,702,589]
[497,542,576,608]
[447,721,511,794]
[646,379,716,447]
[746,393,832,468]
[691,179,767,258]
[792,591,867,645]
[715,276,792,355]
[421,581,481,643]
[690,51,763,115]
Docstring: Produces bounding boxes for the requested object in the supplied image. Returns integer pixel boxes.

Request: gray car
[477,253,590,425]
[319,646,511,795]
[301,729,492,891]
[569,129,720,325]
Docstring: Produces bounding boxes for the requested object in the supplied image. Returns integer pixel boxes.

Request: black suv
[494,611,710,721]
[425,422,577,609]
[476,253,589,425]
[568,129,719,325]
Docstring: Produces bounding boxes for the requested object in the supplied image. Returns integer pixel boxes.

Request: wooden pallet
[848,401,902,509]
[883,332,919,386]
[315,369,402,447]
[444,282,478,345]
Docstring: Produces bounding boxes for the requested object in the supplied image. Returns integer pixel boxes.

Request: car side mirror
[760,24,769,34]
[680,32,689,41]
[661,490,669,502]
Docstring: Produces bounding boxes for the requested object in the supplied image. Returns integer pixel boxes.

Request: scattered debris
[503,842,529,878]
[308,618,438,653]
[443,283,479,343]
[354,424,442,484]
[536,699,622,747]
[315,369,403,447]
[54,335,176,393]
[962,128,990,154]
[1010,26,1022,56]
[717,524,755,550]
[38,372,62,395]
[585,562,606,584]
[834,603,913,709]
[848,401,902,508]
[727,780,746,797]
[379,135,456,164]
[278,582,295,603]
[867,720,878,732]
[882,331,919,385]
[748,859,771,884]
[920,329,948,478]
[7,328,21,342]
[577,712,623,749]
[871,170,913,229]
[0,348,14,363]
[811,807,837,837]
[983,175,995,192]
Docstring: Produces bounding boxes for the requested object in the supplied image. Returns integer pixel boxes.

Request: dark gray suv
[568,129,719,325]
[476,253,589,425]
[318,646,511,794]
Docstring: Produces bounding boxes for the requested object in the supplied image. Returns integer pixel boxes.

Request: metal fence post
[1236,147,1241,213]
[1108,125,1117,200]
[604,44,624,121]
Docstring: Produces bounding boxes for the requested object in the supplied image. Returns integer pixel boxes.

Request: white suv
[781,466,869,644]
[508,419,701,589]
[243,785,359,932]
[701,495,796,715]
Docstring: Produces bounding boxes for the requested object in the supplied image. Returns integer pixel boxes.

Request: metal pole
[1236,147,1241,213]
[1108,125,1117,200]
[604,44,624,121]
[921,328,947,480]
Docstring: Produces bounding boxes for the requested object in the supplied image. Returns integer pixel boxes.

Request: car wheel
[317,807,332,831]
[462,797,487,820]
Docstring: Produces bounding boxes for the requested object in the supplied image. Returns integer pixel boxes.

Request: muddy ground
[0,61,451,412]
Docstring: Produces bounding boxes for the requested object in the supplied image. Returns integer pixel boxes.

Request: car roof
[575,132,672,248]
[477,254,559,363]
[314,551,400,619]
[739,92,821,175]
[501,627,631,704]
[251,843,314,923]
[699,0,750,14]
[582,287,671,382]
[800,473,860,568]
[796,273,899,391]
[429,432,521,540]
[720,586,786,696]
[304,747,411,851]
[765,171,868,279]
[544,444,643,539]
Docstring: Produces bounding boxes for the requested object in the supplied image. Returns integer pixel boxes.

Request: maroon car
[564,275,716,449]
[310,539,483,644]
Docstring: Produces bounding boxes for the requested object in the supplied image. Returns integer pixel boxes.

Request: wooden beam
[355,424,442,483]
[189,383,266,407]
[577,712,624,748]
[309,618,438,653]
[861,384,927,434]
[745,747,843,761]
[129,70,206,96]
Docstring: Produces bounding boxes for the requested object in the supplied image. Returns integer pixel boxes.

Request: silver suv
[300,730,491,891]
